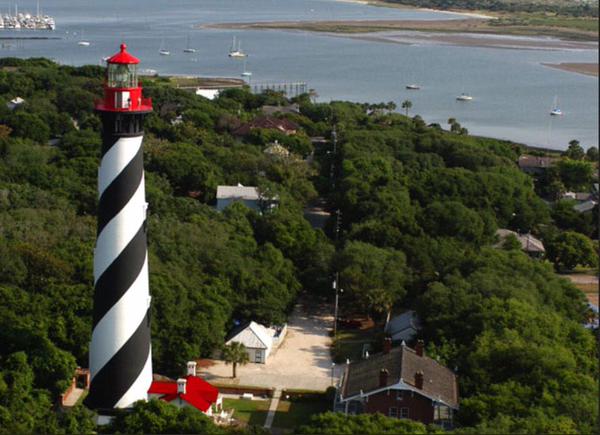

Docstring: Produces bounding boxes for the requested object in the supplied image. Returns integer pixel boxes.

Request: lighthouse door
[115,91,131,109]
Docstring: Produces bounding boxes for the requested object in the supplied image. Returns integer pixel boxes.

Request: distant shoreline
[202,20,599,49]
[541,62,598,77]
[333,0,497,19]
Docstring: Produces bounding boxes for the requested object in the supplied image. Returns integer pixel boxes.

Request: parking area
[199,301,341,391]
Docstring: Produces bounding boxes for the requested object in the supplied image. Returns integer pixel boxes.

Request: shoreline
[541,62,598,77]
[202,20,599,49]
[333,0,497,19]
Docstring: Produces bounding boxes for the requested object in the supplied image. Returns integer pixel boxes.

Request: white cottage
[225,321,286,364]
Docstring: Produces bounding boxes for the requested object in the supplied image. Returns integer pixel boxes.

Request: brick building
[335,340,458,428]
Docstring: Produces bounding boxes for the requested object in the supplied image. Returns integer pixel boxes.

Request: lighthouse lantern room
[96,43,152,113]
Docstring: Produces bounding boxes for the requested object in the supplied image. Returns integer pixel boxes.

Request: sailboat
[228,36,247,58]
[241,59,252,79]
[550,96,563,116]
[183,34,196,53]
[159,38,170,56]
[77,30,90,46]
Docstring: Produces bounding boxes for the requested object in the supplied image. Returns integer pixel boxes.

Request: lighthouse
[85,43,153,411]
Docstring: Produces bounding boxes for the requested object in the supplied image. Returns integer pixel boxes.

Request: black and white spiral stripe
[86,134,152,410]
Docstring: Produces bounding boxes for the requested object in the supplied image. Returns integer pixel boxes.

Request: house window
[400,407,410,419]
[396,390,403,401]
[389,407,399,418]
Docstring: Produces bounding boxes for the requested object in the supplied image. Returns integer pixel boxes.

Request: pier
[251,81,308,97]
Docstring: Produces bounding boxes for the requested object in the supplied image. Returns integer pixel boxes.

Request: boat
[241,59,252,79]
[159,38,170,56]
[550,96,563,116]
[456,93,473,101]
[228,36,247,58]
[78,30,90,46]
[183,34,196,53]
[406,84,421,90]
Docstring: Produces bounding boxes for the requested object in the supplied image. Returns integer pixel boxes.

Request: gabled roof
[495,229,545,253]
[573,200,597,213]
[341,345,459,409]
[385,310,421,336]
[216,185,260,201]
[225,321,274,350]
[232,116,299,136]
[264,142,290,157]
[148,375,218,412]
[517,155,558,169]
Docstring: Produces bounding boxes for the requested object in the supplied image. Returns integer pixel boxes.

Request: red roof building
[148,362,221,415]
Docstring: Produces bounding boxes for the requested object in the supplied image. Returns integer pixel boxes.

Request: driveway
[199,301,342,391]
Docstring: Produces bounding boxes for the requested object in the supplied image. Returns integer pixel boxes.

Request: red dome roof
[107,43,140,65]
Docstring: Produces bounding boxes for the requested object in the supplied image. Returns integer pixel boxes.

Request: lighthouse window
[107,63,137,88]
[115,91,131,109]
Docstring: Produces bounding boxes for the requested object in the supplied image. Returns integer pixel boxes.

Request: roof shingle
[342,344,458,409]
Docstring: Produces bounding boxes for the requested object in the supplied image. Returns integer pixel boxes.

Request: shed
[225,321,286,364]
[384,311,421,344]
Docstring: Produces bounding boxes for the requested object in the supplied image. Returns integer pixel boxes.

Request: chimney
[177,378,187,395]
[415,339,424,357]
[379,369,389,387]
[187,361,197,377]
[415,371,424,390]
[383,337,392,354]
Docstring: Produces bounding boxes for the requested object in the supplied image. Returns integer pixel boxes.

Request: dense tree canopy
[0,58,596,434]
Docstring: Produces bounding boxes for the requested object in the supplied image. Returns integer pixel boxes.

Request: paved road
[199,302,342,391]
[263,389,281,429]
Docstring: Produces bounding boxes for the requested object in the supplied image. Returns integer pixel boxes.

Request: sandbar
[202,20,598,50]
[541,63,598,77]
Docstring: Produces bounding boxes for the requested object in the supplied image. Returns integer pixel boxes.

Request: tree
[296,412,430,434]
[337,241,408,320]
[501,233,521,251]
[222,342,250,378]
[564,140,585,160]
[557,159,594,190]
[545,231,598,271]
[586,146,598,162]
[401,100,412,117]
[103,399,224,434]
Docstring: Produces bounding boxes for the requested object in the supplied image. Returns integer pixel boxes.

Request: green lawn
[333,327,380,363]
[272,399,330,429]
[222,398,271,426]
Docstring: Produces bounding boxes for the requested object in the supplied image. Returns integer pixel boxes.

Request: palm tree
[401,100,412,117]
[222,342,249,378]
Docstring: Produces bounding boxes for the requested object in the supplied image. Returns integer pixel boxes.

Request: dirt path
[199,302,340,391]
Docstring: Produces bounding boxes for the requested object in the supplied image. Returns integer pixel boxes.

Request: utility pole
[333,273,338,337]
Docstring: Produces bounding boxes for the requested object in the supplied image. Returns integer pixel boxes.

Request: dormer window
[107,63,137,88]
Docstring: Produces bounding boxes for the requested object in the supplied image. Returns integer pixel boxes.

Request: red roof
[148,376,219,412]
[107,43,140,65]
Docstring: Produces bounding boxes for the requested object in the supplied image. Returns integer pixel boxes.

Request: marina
[0,3,55,30]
